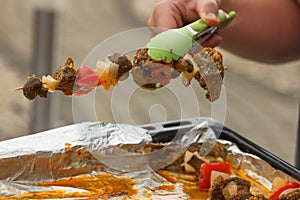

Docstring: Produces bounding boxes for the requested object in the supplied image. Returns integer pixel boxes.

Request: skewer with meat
[132,47,227,101]
[14,58,77,101]
[15,53,133,101]
[16,47,226,102]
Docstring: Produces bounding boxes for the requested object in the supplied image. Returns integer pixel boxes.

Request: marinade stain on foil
[0,121,298,199]
[0,174,138,199]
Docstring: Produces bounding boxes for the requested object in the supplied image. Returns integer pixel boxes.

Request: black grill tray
[140,117,300,181]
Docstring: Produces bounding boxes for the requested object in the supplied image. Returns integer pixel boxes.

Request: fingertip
[204,13,219,27]
[197,0,220,26]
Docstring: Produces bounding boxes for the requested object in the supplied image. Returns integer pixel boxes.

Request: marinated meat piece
[192,47,226,102]
[248,194,268,200]
[229,193,253,200]
[187,143,202,152]
[132,48,178,89]
[36,84,48,98]
[107,52,132,80]
[162,143,206,174]
[133,48,152,66]
[172,57,194,73]
[162,154,185,173]
[209,176,252,200]
[132,63,170,89]
[206,142,230,159]
[16,75,48,101]
[279,188,300,200]
[187,152,203,175]
[228,193,267,200]
[52,57,77,96]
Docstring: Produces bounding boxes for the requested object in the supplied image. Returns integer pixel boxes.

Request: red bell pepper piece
[74,65,101,96]
[198,162,231,190]
[270,181,300,200]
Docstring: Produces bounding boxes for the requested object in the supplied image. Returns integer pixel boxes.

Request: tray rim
[140,117,300,181]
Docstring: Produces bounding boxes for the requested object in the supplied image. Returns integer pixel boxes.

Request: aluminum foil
[0,121,298,199]
[0,122,151,181]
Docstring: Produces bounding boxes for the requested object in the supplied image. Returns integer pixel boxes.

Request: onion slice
[96,59,119,90]
[181,54,199,87]
[42,75,58,92]
[210,171,230,187]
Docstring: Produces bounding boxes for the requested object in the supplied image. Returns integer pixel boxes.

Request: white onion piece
[42,75,58,92]
[271,177,287,192]
[108,61,119,86]
[180,151,197,173]
[210,171,230,187]
[185,163,196,173]
[184,151,194,163]
[181,151,197,173]
[96,59,119,90]
[96,60,109,77]
[222,181,238,199]
[181,54,199,87]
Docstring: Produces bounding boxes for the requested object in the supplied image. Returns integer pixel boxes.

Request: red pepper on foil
[270,181,300,200]
[198,162,232,190]
[74,65,101,96]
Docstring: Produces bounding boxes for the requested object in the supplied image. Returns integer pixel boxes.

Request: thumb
[196,0,220,26]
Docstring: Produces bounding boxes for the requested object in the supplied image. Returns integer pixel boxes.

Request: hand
[148,0,223,47]
[148,0,300,63]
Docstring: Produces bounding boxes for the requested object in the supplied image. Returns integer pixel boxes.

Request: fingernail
[206,13,218,20]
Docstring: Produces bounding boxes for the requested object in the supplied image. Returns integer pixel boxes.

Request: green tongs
[146,10,236,63]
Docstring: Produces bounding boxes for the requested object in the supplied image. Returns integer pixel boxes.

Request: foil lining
[0,122,151,181]
[0,121,298,199]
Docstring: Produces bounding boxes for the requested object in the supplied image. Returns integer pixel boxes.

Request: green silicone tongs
[146,10,236,63]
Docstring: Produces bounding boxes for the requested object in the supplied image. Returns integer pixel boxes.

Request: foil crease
[0,121,298,199]
[0,122,151,181]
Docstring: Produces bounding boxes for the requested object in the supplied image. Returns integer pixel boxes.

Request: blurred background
[0,0,299,165]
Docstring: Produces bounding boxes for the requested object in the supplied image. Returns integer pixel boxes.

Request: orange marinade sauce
[0,174,137,199]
